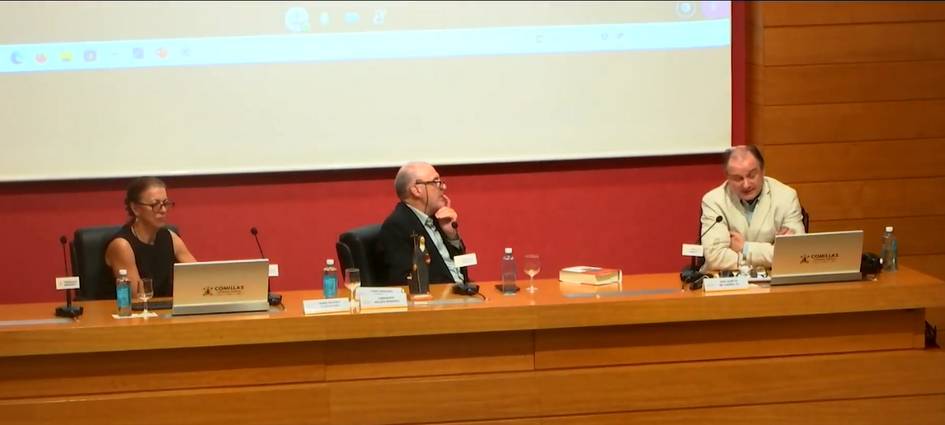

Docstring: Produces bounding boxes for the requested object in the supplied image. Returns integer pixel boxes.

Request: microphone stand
[680,216,724,290]
[55,236,83,318]
[447,222,480,296]
[251,228,282,306]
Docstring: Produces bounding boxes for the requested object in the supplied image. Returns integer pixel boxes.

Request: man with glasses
[379,161,469,285]
[105,176,196,299]
[700,145,805,271]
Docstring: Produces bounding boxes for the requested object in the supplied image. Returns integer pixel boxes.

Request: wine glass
[523,254,541,293]
[137,278,154,318]
[344,268,361,306]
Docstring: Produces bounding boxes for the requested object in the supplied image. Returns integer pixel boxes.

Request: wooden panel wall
[748,1,945,340]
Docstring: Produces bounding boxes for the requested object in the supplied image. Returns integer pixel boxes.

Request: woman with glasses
[104,176,196,298]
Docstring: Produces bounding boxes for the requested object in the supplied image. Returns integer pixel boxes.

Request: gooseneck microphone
[443,221,477,295]
[701,215,725,240]
[681,215,725,290]
[59,236,69,276]
[250,227,282,306]
[250,227,265,258]
[55,235,83,318]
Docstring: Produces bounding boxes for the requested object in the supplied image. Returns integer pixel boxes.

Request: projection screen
[0,1,732,182]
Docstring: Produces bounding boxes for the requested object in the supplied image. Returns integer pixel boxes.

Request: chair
[335,224,386,287]
[70,224,179,301]
[801,206,810,233]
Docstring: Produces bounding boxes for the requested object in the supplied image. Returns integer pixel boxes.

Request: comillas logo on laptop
[201,285,245,297]
[800,253,840,264]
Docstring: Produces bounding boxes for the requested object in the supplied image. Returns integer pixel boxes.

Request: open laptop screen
[172,259,270,315]
[771,231,863,285]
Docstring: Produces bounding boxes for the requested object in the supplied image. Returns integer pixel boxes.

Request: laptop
[770,230,864,285]
[171,259,270,316]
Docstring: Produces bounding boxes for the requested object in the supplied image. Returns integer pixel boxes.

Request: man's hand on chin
[435,195,459,240]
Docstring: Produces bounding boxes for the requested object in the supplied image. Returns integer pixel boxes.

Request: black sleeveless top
[107,225,176,297]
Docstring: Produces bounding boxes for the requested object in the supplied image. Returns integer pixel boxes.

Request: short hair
[124,176,166,218]
[394,162,426,200]
[722,145,765,171]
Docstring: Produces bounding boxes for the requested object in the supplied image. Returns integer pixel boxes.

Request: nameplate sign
[681,244,704,257]
[359,287,409,309]
[703,276,750,292]
[303,298,350,315]
[55,276,80,290]
[454,253,478,268]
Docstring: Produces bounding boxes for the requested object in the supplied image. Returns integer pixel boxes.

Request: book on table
[559,266,621,285]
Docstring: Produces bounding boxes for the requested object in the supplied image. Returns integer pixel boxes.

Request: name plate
[359,287,409,309]
[681,244,704,257]
[703,276,750,292]
[303,298,351,315]
[454,253,478,268]
[55,276,80,290]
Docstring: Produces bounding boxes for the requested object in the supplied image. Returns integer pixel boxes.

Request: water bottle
[880,226,898,272]
[500,248,517,293]
[116,269,132,317]
[322,259,339,298]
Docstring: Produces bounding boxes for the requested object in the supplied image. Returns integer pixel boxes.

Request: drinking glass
[137,278,154,318]
[523,254,541,293]
[344,268,362,305]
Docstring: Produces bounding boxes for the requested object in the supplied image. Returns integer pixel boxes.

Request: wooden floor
[1,267,943,425]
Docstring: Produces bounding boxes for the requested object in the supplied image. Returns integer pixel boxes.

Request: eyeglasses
[415,179,445,189]
[135,199,176,211]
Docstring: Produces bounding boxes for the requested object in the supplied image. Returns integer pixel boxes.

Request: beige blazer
[700,176,805,271]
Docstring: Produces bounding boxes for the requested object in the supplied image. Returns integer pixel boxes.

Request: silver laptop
[770,230,864,285]
[172,259,270,316]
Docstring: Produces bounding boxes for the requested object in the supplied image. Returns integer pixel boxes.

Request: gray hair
[393,161,429,200]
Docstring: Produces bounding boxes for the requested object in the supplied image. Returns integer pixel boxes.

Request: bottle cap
[118,269,128,275]
[326,259,335,266]
[504,247,512,254]
[885,226,894,232]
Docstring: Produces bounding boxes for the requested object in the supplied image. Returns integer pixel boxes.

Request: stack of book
[558,266,621,285]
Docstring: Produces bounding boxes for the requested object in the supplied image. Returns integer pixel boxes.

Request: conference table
[1,267,944,425]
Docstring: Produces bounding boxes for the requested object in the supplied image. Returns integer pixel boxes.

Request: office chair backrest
[71,224,179,301]
[801,206,811,233]
[335,224,385,287]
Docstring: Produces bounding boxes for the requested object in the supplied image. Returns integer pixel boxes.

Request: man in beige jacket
[701,146,806,271]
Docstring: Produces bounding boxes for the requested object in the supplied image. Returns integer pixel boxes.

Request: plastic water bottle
[322,259,339,298]
[500,248,517,293]
[880,226,898,272]
[116,269,132,317]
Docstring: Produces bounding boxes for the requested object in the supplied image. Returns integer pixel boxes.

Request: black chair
[70,224,178,301]
[335,224,387,287]
[801,206,811,233]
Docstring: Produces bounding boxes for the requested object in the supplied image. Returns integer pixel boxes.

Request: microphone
[700,215,724,240]
[443,221,476,295]
[59,236,69,275]
[250,227,266,258]
[55,235,83,318]
[681,215,725,290]
[249,227,282,306]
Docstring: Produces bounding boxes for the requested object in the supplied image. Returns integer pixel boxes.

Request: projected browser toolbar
[1,19,728,74]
